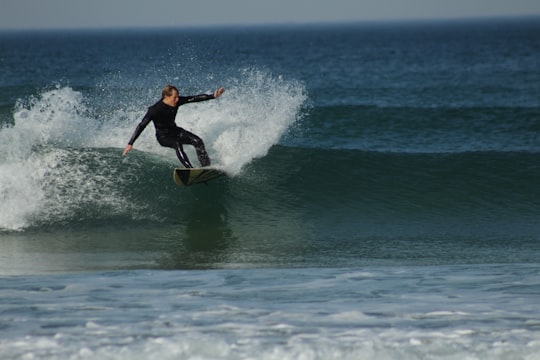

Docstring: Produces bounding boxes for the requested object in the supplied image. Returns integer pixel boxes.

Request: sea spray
[0,87,88,230]
[0,87,131,230]
[177,68,307,175]
[0,70,307,230]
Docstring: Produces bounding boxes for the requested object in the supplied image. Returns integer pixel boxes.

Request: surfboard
[173,168,226,186]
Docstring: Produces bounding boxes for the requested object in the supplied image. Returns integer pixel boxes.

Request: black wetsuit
[127,94,214,168]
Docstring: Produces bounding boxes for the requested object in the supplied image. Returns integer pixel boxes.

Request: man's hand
[214,87,225,98]
[122,144,133,157]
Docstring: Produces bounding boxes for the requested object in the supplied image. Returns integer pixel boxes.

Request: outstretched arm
[122,113,152,156]
[179,87,225,105]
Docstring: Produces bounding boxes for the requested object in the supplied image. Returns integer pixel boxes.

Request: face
[163,90,179,106]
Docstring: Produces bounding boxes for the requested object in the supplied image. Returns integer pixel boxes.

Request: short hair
[162,85,178,99]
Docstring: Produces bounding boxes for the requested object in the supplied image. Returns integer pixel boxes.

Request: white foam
[0,160,45,230]
[0,86,130,230]
[0,71,307,230]
[3,326,539,360]
[1,265,539,360]
[180,69,307,174]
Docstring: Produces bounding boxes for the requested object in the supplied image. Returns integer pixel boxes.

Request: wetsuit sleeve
[177,94,214,106]
[127,111,152,145]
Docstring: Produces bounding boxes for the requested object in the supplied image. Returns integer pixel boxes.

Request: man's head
[162,85,179,106]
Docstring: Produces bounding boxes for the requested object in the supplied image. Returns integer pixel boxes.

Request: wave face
[1,91,539,236]
[0,75,307,230]
[0,20,538,248]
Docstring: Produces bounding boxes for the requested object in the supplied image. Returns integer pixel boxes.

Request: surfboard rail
[173,168,226,186]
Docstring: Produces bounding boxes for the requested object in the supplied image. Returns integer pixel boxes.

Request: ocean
[1,17,539,359]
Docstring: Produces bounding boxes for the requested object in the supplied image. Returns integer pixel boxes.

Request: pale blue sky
[2,0,540,30]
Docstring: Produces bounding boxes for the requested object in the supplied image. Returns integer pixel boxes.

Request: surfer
[122,85,225,168]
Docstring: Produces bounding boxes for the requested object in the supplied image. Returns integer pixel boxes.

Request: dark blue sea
[1,18,539,359]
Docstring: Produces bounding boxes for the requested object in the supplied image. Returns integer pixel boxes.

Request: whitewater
[0,70,307,231]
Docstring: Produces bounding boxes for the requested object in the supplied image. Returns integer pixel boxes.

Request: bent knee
[192,137,204,148]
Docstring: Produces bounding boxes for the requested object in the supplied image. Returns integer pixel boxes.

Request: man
[122,85,225,168]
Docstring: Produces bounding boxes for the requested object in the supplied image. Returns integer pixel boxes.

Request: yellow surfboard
[173,168,226,186]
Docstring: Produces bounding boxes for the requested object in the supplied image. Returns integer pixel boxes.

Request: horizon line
[0,14,538,33]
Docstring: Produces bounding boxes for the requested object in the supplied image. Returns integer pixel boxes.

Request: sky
[1,0,540,30]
